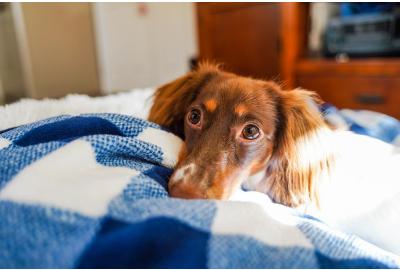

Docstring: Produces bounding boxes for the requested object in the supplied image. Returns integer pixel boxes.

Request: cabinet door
[197,3,281,79]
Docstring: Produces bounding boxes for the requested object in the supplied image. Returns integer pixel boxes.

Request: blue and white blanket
[0,113,399,268]
[322,103,400,146]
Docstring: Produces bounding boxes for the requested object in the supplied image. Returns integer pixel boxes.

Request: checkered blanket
[0,113,399,268]
[322,103,400,146]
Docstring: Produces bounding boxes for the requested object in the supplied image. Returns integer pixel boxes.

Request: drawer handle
[355,94,385,105]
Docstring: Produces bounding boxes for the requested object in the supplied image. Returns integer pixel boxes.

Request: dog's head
[149,63,332,207]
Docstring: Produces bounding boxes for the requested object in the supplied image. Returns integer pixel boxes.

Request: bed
[0,89,399,268]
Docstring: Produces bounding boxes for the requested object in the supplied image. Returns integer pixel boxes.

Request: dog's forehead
[193,76,278,133]
[197,76,271,105]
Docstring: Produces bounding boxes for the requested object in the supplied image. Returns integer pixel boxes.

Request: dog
[148,63,335,208]
[148,63,400,254]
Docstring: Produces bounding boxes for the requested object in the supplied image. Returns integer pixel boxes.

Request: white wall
[92,3,198,94]
[0,77,4,105]
[0,3,25,102]
[1,3,100,103]
[13,3,100,99]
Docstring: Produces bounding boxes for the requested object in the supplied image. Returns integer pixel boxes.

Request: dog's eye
[242,124,260,140]
[188,109,201,125]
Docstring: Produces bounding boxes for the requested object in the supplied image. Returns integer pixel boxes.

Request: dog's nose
[169,182,206,199]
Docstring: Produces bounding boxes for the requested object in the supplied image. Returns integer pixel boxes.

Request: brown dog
[148,63,333,208]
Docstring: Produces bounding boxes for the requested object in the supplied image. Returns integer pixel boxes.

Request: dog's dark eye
[242,124,260,140]
[188,109,201,125]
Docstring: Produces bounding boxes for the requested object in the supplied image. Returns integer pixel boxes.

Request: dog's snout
[168,154,236,200]
[169,182,206,199]
[169,162,211,199]
[170,163,196,183]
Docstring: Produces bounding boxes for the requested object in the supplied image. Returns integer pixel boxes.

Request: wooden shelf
[286,3,400,119]
[296,58,400,77]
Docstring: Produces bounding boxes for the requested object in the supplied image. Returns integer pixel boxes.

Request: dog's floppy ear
[148,63,220,138]
[264,88,333,208]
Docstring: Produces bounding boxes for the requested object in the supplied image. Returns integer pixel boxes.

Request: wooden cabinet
[197,3,281,79]
[297,59,400,119]
[286,4,400,120]
[298,75,400,118]
[196,3,400,120]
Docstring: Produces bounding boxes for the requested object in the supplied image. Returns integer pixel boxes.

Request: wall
[0,3,25,103]
[92,3,198,94]
[17,3,100,98]
[0,77,3,105]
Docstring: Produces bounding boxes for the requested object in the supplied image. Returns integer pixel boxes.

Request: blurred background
[0,2,399,119]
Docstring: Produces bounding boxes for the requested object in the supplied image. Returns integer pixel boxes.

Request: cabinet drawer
[297,75,400,119]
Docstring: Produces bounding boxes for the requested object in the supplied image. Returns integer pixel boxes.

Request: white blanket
[0,88,155,131]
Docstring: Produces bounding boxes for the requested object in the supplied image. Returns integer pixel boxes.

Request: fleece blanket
[0,113,399,268]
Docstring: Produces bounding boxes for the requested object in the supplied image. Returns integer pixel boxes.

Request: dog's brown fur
[149,63,333,207]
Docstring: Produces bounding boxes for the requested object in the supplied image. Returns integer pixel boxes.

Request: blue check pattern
[0,113,399,268]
